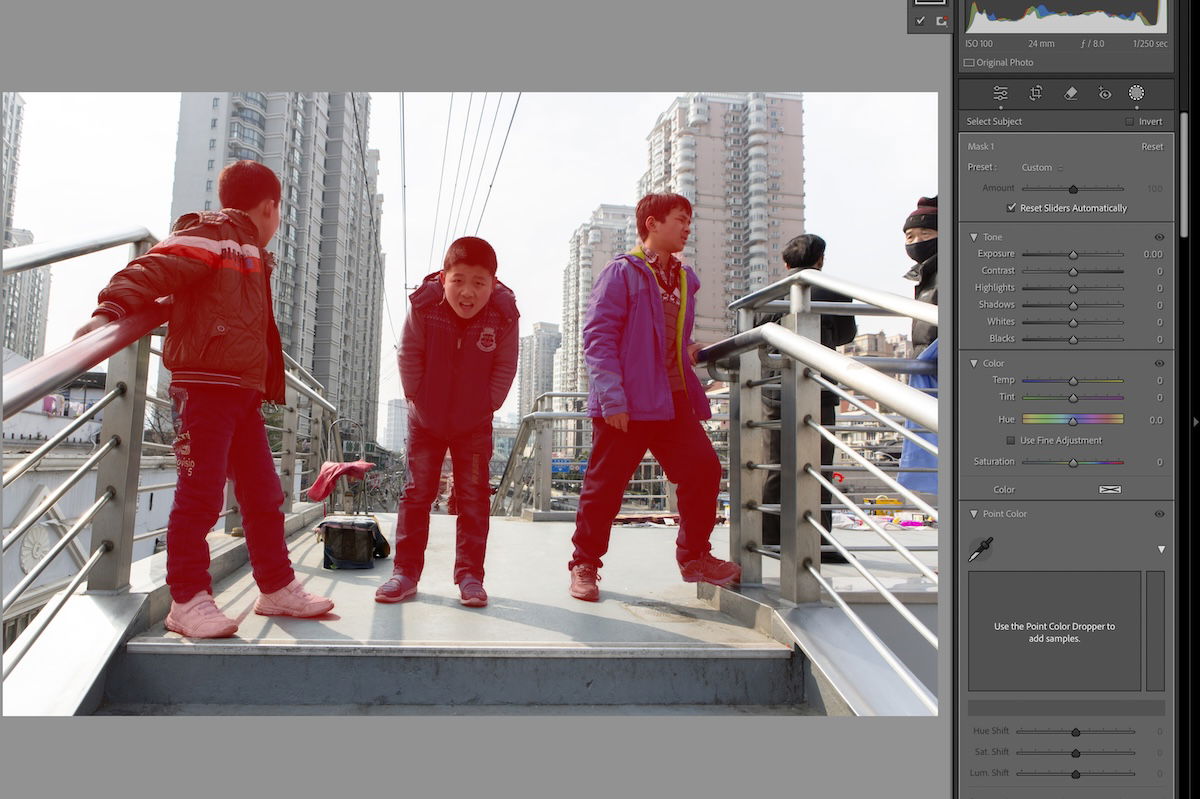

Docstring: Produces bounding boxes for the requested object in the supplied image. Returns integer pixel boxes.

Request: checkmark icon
[916,16,926,25]
[1006,202,1017,212]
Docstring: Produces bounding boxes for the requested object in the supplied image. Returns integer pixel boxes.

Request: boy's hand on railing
[73,314,113,340]
[603,412,629,432]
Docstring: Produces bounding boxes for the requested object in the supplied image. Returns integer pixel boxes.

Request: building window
[206,179,213,192]
[204,201,212,210]
[211,118,218,129]
[209,139,216,150]
[212,97,220,109]
[207,159,214,170]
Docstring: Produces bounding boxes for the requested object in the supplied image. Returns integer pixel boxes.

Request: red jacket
[400,272,519,439]
[93,209,286,402]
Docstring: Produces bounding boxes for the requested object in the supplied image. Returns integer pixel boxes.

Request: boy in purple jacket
[568,193,741,601]
[375,237,519,607]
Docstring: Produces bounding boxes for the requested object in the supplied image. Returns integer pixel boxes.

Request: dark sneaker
[458,577,488,607]
[375,572,418,603]
[569,564,601,602]
[679,553,742,587]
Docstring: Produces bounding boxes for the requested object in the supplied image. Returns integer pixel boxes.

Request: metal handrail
[806,419,937,519]
[2,489,114,613]
[3,385,124,488]
[804,559,938,715]
[804,466,939,585]
[2,301,169,420]
[806,371,938,454]
[803,512,938,648]
[727,267,938,328]
[1,227,155,275]
[2,436,120,553]
[2,543,110,680]
[282,351,325,393]
[700,323,937,433]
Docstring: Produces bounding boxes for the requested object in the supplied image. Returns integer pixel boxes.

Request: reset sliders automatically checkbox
[1006,202,1017,212]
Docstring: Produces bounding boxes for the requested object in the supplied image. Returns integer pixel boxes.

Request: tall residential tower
[638,92,806,341]
[168,92,385,439]
[2,92,49,360]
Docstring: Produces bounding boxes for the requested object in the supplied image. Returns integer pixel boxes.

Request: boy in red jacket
[375,237,519,608]
[74,161,333,638]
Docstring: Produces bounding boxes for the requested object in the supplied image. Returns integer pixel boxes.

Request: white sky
[10,91,936,440]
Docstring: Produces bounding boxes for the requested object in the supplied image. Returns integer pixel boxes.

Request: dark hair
[635,193,692,239]
[443,236,498,275]
[782,233,826,270]
[218,160,281,211]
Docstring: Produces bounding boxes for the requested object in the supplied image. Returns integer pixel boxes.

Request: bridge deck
[130,513,938,651]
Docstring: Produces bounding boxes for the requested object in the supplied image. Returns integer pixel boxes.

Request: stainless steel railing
[705,267,939,709]
[2,229,343,676]
[491,390,730,518]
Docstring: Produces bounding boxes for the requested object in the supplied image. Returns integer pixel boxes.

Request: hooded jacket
[399,271,519,439]
[92,209,286,402]
[583,252,711,421]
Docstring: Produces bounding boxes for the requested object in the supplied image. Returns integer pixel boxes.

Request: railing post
[780,283,822,603]
[533,421,553,512]
[278,385,298,514]
[86,333,152,593]
[731,309,765,583]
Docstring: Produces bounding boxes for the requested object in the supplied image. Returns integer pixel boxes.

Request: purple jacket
[583,253,711,421]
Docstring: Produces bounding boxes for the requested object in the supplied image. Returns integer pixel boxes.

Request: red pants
[569,392,721,570]
[393,419,493,584]
[166,384,294,603]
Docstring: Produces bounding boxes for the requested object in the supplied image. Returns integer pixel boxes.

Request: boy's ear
[438,270,447,286]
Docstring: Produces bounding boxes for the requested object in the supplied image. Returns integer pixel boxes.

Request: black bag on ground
[319,515,390,569]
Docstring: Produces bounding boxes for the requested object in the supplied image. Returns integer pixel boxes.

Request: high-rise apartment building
[518,322,561,419]
[2,92,49,360]
[383,397,409,453]
[638,92,806,341]
[168,92,385,439]
[557,205,635,394]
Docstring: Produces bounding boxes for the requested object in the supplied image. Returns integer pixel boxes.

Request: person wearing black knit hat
[902,195,938,355]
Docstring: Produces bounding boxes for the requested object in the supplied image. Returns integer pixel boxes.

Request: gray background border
[0,2,953,796]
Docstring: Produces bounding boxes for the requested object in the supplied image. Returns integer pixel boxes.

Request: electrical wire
[426,93,455,274]
[473,92,522,236]
[440,92,474,255]
[448,92,488,242]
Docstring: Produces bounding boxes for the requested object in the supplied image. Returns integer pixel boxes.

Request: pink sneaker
[254,579,334,617]
[165,592,238,638]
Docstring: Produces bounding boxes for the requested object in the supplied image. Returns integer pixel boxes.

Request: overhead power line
[473,92,522,236]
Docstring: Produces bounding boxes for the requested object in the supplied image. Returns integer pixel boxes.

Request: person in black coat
[757,234,857,552]
[902,196,938,354]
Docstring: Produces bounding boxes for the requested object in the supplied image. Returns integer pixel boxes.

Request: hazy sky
[10,91,937,438]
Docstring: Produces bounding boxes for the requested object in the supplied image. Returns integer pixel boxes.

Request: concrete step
[101,638,803,710]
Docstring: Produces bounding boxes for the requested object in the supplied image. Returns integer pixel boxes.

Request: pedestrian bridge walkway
[4,511,936,716]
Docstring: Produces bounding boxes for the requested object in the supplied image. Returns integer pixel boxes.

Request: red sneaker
[569,564,601,602]
[458,577,488,607]
[375,572,418,604]
[679,553,742,587]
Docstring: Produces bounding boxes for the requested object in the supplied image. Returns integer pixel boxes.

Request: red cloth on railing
[306,460,376,501]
